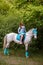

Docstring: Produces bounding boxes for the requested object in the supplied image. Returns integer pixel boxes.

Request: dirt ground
[0,49,43,65]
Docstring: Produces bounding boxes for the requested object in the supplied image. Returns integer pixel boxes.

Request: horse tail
[3,35,7,49]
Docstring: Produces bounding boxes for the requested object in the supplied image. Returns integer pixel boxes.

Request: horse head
[32,28,37,39]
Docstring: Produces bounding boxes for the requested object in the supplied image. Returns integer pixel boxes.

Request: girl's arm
[18,27,21,34]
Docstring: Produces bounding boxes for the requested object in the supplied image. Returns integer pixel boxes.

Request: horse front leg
[4,43,10,55]
[25,43,29,58]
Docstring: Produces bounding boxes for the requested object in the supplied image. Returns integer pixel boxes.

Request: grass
[0,48,43,65]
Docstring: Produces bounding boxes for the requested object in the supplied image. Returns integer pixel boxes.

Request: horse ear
[34,28,37,30]
[35,28,37,30]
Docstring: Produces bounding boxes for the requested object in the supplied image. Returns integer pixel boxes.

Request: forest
[0,0,43,65]
[0,0,43,49]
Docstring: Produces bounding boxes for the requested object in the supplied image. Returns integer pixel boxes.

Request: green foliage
[0,0,43,49]
[0,0,10,15]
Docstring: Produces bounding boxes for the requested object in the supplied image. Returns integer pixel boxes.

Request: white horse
[3,28,37,58]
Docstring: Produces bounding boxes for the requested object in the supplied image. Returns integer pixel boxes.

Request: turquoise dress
[18,26,26,36]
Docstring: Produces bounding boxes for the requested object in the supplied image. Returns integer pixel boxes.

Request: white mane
[26,28,34,35]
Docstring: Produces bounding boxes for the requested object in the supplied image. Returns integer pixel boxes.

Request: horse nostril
[34,36,37,39]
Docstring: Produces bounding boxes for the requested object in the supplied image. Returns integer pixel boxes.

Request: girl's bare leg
[20,35,23,44]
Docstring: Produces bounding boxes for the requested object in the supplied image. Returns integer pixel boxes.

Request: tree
[27,0,32,2]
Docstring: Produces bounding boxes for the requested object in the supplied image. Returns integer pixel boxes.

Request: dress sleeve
[24,26,26,33]
[18,27,21,34]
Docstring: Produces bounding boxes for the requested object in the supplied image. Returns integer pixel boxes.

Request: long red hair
[19,22,24,27]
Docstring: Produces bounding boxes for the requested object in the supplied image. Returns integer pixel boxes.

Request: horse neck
[26,29,33,37]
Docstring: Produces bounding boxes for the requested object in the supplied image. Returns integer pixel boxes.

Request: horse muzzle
[34,35,37,39]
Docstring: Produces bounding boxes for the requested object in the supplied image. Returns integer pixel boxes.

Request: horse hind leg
[5,42,10,55]
[3,35,9,55]
[3,35,7,55]
[6,42,10,48]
